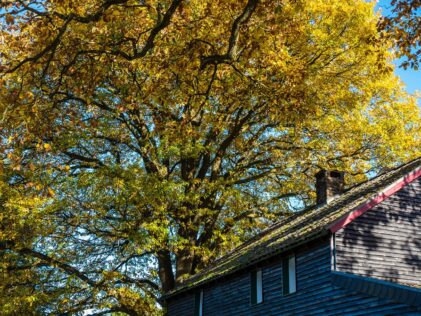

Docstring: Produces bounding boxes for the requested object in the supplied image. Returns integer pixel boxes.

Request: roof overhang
[332,271,421,307]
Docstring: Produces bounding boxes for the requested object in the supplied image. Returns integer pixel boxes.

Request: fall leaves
[379,0,421,69]
[0,0,420,315]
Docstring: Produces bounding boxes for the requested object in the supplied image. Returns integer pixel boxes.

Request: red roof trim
[329,166,421,233]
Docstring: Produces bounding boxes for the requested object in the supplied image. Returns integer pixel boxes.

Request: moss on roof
[165,158,421,298]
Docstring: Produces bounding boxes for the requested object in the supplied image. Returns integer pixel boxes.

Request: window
[250,268,263,304]
[282,254,296,295]
[194,289,203,316]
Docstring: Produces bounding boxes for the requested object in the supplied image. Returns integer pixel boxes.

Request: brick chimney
[315,170,345,204]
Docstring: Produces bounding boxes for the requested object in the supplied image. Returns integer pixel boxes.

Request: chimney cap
[315,169,344,179]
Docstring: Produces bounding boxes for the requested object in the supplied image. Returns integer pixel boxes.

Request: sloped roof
[165,157,421,298]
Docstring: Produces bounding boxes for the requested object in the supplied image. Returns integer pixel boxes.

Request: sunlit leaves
[379,0,421,69]
[0,0,420,314]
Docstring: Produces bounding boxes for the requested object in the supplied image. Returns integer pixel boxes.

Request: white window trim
[199,289,203,316]
[256,268,263,304]
[288,255,296,294]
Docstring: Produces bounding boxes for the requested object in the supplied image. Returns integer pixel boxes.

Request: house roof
[165,157,421,298]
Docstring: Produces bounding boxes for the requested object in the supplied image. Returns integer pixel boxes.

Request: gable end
[329,166,421,233]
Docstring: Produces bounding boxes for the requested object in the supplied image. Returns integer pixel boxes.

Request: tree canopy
[0,0,420,314]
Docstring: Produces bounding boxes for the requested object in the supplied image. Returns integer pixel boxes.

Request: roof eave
[162,229,330,300]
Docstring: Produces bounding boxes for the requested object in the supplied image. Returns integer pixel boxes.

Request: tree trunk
[175,247,195,283]
[157,250,175,292]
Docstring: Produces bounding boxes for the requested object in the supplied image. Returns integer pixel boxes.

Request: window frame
[250,268,263,305]
[194,289,203,316]
[282,254,297,295]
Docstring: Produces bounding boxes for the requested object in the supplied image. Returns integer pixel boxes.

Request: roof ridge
[208,204,317,267]
[344,156,421,192]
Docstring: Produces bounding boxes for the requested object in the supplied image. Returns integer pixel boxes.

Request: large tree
[0,0,420,314]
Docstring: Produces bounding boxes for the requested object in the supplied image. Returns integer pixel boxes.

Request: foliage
[379,0,421,69]
[0,0,420,314]
[0,172,51,314]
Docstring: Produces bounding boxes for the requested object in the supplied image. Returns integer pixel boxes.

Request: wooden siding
[335,177,421,288]
[167,291,195,316]
[166,238,421,315]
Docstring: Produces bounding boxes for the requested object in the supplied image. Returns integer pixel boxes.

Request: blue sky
[395,63,420,102]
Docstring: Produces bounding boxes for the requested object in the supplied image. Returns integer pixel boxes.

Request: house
[163,158,421,315]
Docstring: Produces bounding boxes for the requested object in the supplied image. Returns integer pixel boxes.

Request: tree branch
[200,0,258,69]
[18,248,98,287]
[4,17,72,74]
[112,0,184,60]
